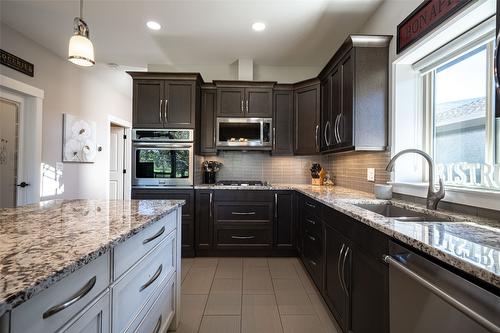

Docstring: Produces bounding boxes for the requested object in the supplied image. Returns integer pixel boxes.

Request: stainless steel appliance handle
[159,99,163,123]
[209,192,213,218]
[164,99,168,125]
[42,276,96,319]
[142,226,165,245]
[315,125,320,151]
[139,264,163,292]
[274,193,278,219]
[495,30,500,91]
[324,121,331,146]
[231,235,255,240]
[341,246,350,296]
[231,211,256,215]
[383,255,500,333]
[133,142,193,148]
[337,244,346,293]
[153,315,162,333]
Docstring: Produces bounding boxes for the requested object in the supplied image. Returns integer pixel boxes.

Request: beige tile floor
[171,257,341,333]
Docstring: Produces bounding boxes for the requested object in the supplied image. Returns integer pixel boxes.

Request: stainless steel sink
[355,203,451,222]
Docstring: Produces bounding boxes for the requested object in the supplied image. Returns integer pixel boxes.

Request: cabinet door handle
[153,315,162,333]
[274,193,278,219]
[246,100,249,113]
[324,121,331,146]
[341,246,350,296]
[305,218,316,225]
[164,99,168,125]
[309,260,317,267]
[231,235,255,240]
[231,211,256,215]
[337,113,343,143]
[42,276,96,319]
[140,264,163,292]
[337,244,346,293]
[307,234,316,242]
[334,114,340,143]
[159,99,163,123]
[241,100,244,113]
[272,127,276,149]
[305,202,316,209]
[315,125,320,151]
[143,226,165,245]
[495,30,500,92]
[209,192,213,218]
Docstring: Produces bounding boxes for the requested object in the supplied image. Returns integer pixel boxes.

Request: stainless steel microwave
[216,118,272,149]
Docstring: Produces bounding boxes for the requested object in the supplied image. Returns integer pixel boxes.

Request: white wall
[0,23,132,201]
[148,63,322,83]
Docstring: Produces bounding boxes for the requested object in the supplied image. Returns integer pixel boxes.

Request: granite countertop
[0,199,184,316]
[195,183,500,288]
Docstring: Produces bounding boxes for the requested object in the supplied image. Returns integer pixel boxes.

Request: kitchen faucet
[386,149,445,210]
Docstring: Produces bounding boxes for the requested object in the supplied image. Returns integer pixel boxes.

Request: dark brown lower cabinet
[274,191,295,249]
[195,189,213,251]
[131,188,195,257]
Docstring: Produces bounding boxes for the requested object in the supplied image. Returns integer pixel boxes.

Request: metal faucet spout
[386,149,445,210]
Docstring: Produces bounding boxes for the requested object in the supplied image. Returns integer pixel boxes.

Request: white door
[0,98,20,208]
[109,126,125,200]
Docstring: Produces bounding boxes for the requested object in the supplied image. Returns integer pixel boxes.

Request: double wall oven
[132,129,194,187]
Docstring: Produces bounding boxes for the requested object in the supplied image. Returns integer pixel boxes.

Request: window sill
[389,182,500,211]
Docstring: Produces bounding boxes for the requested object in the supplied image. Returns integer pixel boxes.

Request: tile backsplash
[196,150,391,193]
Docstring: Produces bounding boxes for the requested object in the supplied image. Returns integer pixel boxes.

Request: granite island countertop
[0,199,184,316]
[195,183,500,289]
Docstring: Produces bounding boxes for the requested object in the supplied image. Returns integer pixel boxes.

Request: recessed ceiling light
[252,22,266,32]
[146,21,161,30]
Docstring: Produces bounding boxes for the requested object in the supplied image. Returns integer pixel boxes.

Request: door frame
[107,115,131,200]
[0,74,44,206]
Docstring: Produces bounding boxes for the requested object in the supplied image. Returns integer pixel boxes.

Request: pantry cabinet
[200,84,217,155]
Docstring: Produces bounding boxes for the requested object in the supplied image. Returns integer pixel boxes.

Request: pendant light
[68,0,95,66]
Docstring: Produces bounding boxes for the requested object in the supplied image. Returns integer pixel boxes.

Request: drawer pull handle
[231,212,256,215]
[231,236,255,240]
[305,218,316,225]
[153,314,162,333]
[140,264,163,292]
[305,202,316,209]
[307,234,316,242]
[42,276,96,319]
[309,260,317,267]
[143,226,165,245]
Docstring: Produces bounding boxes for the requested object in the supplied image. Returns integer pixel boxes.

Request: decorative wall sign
[63,114,97,163]
[0,49,34,77]
[436,162,500,190]
[397,0,475,54]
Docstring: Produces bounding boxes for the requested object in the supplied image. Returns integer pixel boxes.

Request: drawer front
[112,232,176,333]
[215,202,272,223]
[302,196,321,217]
[11,253,110,333]
[302,213,322,239]
[216,226,272,247]
[62,291,110,333]
[114,211,177,279]
[131,275,175,333]
[214,190,273,202]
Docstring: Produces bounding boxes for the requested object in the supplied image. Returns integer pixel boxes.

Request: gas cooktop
[215,180,270,186]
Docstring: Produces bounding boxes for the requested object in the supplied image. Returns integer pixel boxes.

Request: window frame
[418,21,497,190]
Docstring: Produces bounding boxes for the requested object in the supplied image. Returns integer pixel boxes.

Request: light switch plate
[367,168,375,182]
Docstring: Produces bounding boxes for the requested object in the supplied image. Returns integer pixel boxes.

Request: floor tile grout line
[198,257,219,333]
[270,259,286,333]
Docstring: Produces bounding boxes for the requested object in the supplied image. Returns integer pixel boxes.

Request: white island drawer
[112,232,176,333]
[114,212,176,279]
[11,253,110,333]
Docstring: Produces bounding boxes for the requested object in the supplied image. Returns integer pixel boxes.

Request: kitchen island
[0,199,184,333]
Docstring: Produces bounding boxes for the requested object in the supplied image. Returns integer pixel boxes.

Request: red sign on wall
[397,0,475,54]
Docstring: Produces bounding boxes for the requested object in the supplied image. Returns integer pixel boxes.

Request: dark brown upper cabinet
[318,35,392,153]
[200,84,217,155]
[214,81,274,117]
[272,85,294,155]
[128,72,202,129]
[293,78,321,155]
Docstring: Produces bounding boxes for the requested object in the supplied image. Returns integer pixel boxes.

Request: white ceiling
[0,0,383,68]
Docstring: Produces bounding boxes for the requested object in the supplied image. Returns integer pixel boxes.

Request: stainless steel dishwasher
[384,242,500,333]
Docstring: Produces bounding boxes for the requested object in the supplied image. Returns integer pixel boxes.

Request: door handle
[334,114,340,143]
[337,244,346,293]
[209,192,213,218]
[305,218,316,225]
[16,182,29,188]
[315,125,320,151]
[159,99,163,123]
[43,276,96,319]
[274,193,278,219]
[272,127,276,149]
[231,211,256,215]
[241,100,244,113]
[142,226,165,245]
[341,246,350,296]
[152,315,162,333]
[324,121,331,146]
[246,100,249,113]
[139,264,163,292]
[307,234,316,242]
[495,30,500,92]
[337,113,343,143]
[164,99,168,125]
[305,202,316,209]
[231,235,255,240]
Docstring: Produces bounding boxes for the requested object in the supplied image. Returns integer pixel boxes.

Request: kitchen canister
[374,184,393,199]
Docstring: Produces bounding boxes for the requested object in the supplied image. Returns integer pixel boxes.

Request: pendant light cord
[80,0,83,19]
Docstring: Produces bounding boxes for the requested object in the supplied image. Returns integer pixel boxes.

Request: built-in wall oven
[132,129,193,186]
[216,117,272,149]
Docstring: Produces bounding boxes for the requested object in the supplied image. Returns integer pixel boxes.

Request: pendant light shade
[68,1,95,66]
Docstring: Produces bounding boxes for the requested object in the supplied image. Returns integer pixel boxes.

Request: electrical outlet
[367,168,375,182]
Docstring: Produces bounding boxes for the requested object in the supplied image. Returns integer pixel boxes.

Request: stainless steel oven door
[132,142,193,186]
